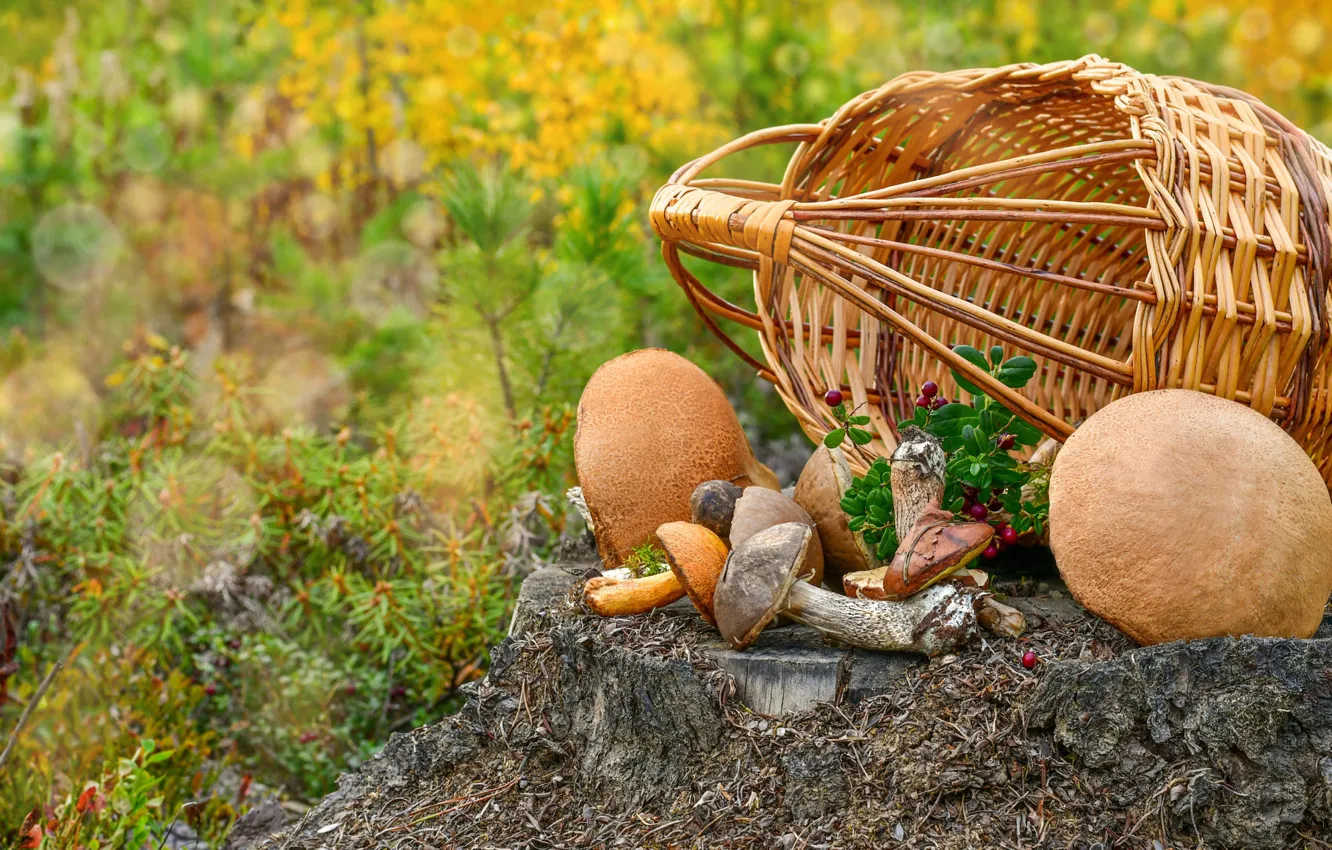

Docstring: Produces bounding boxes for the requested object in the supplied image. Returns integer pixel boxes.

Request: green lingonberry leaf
[823,428,846,448]
[849,428,873,446]
[995,356,1038,389]
[949,344,989,395]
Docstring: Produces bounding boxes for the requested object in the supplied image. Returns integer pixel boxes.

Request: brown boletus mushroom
[655,521,729,624]
[843,501,994,600]
[690,480,743,542]
[574,349,780,568]
[792,445,877,590]
[712,522,977,655]
[582,570,684,617]
[729,486,824,586]
[1050,389,1332,645]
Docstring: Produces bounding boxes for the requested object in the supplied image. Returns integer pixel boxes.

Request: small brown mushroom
[713,523,977,655]
[792,445,877,590]
[655,521,728,624]
[843,501,994,600]
[729,487,824,586]
[690,480,743,542]
[582,570,684,616]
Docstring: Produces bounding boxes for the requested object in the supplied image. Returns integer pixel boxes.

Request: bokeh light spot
[31,203,122,292]
[123,122,173,172]
[402,201,445,249]
[351,241,439,325]
[297,193,340,241]
[382,138,426,187]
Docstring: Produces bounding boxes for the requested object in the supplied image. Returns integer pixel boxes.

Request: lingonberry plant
[821,390,874,450]
[837,343,1052,563]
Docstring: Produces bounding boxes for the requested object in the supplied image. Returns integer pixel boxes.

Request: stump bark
[234,551,1332,850]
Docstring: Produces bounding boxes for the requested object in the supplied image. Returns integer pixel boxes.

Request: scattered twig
[0,659,62,771]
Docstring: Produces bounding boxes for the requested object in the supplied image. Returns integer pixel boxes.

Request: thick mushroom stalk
[713,523,976,655]
[784,581,976,655]
[583,571,684,616]
[891,426,945,541]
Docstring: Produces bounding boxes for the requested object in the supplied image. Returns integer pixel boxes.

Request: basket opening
[795,76,1153,427]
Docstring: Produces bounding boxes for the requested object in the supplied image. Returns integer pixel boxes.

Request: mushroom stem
[783,581,976,655]
[583,571,685,616]
[891,426,946,541]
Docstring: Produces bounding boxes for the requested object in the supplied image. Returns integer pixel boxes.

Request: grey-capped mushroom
[729,487,824,587]
[712,522,977,655]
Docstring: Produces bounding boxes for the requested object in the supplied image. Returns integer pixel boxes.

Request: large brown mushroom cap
[655,521,729,624]
[713,522,812,648]
[729,486,824,586]
[792,445,875,589]
[1049,389,1332,645]
[842,502,993,600]
[574,349,779,568]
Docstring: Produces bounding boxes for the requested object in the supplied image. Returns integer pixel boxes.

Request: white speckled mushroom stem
[891,427,946,542]
[783,582,976,656]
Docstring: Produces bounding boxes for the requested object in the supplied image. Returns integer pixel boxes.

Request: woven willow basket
[650,55,1332,483]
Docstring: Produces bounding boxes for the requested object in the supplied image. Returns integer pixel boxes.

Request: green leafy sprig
[837,344,1053,563]
[822,399,873,449]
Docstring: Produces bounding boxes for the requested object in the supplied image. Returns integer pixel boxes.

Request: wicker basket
[650,55,1332,483]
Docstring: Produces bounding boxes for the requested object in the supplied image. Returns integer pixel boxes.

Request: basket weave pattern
[650,56,1332,482]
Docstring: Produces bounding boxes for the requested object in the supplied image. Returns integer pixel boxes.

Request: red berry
[967,502,989,520]
[931,397,947,410]
[345,682,357,695]
[204,684,218,697]
[1000,526,1019,546]
[915,395,930,408]
[299,731,319,744]
[987,497,1002,511]
[1021,650,1038,669]
[982,544,999,560]
[962,486,978,500]
[997,433,1016,450]
[921,381,939,399]
[823,389,843,407]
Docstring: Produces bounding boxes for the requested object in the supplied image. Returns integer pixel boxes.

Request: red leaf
[236,773,253,805]
[75,785,104,815]
[19,811,42,849]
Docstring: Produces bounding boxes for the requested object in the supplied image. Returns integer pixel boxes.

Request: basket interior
[797,76,1153,428]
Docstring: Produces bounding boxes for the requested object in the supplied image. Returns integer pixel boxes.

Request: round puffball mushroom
[1049,389,1332,645]
[712,522,977,655]
[792,445,877,590]
[690,480,743,542]
[574,349,780,568]
[655,521,729,625]
[729,486,824,587]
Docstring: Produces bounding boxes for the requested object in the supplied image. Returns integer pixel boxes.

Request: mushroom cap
[729,486,824,586]
[792,445,875,589]
[713,522,812,648]
[655,521,729,624]
[690,480,744,542]
[574,349,780,568]
[842,503,993,600]
[1049,390,1332,645]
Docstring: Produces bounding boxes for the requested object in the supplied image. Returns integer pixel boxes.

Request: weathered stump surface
[238,545,1332,849]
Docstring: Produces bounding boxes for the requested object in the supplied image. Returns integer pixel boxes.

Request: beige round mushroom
[574,349,779,568]
[1049,389,1332,645]
[792,445,876,590]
